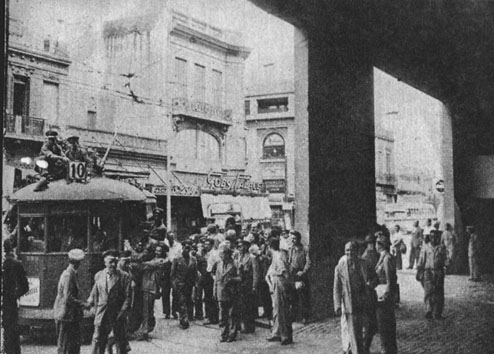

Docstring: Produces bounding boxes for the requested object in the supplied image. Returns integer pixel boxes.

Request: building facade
[244,81,295,229]
[4,0,269,238]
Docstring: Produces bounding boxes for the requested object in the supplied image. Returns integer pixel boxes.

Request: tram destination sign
[68,162,87,181]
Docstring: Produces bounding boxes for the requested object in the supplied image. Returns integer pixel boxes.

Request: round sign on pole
[435,179,445,193]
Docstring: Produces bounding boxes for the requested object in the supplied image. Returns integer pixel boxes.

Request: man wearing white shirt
[165,231,182,260]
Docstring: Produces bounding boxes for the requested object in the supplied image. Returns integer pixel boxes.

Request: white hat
[68,248,85,261]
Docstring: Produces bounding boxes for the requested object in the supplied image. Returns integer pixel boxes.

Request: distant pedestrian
[266,238,293,345]
[417,230,447,320]
[375,233,398,354]
[423,219,434,244]
[87,250,131,354]
[2,239,29,354]
[408,221,423,269]
[53,249,87,354]
[390,225,405,270]
[466,226,481,281]
[441,223,456,274]
[334,241,378,354]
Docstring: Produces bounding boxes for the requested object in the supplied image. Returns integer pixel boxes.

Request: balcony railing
[376,173,396,185]
[4,114,45,137]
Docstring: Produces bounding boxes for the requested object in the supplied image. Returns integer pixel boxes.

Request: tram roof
[10,177,148,203]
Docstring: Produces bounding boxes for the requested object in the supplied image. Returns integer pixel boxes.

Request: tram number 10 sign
[68,162,87,181]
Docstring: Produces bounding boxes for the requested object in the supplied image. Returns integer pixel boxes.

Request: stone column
[295,24,376,318]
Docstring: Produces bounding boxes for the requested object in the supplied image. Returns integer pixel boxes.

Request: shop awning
[200,193,272,221]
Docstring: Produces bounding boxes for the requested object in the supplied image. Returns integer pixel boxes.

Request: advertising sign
[19,277,40,307]
[203,172,265,194]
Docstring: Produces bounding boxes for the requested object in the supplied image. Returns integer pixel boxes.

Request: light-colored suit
[53,265,84,354]
[334,255,377,354]
[88,269,131,354]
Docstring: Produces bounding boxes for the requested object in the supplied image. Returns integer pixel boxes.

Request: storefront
[146,170,271,239]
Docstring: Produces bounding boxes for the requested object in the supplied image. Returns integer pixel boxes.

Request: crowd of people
[2,214,484,354]
[47,210,311,354]
[334,220,482,354]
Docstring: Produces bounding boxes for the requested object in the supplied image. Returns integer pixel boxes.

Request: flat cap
[68,248,85,261]
[66,135,79,142]
[45,130,58,138]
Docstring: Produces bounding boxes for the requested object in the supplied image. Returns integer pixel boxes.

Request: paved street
[19,270,494,354]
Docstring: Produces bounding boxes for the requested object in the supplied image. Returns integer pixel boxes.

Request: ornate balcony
[172,97,232,126]
[4,114,45,140]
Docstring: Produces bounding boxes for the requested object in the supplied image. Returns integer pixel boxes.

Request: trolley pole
[166,139,172,230]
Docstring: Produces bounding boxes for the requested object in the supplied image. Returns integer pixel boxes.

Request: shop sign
[264,179,286,193]
[172,97,232,122]
[20,277,40,307]
[203,172,264,194]
[151,184,200,197]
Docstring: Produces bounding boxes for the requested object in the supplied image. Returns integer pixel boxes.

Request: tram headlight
[35,160,49,169]
[20,157,33,165]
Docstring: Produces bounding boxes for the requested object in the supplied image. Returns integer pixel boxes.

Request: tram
[8,176,151,336]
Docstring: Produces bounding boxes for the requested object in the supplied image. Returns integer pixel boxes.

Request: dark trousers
[291,280,310,321]
[91,317,127,354]
[424,270,445,318]
[239,289,256,332]
[376,299,397,354]
[219,300,239,341]
[176,284,194,328]
[259,281,273,319]
[194,283,204,319]
[409,246,421,268]
[56,320,81,354]
[2,309,20,354]
[138,292,156,336]
[161,283,179,316]
[203,275,218,322]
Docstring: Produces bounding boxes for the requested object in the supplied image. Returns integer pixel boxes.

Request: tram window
[48,215,87,252]
[19,217,45,252]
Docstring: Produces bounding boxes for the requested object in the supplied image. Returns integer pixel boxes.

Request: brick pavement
[19,270,494,354]
[294,270,494,354]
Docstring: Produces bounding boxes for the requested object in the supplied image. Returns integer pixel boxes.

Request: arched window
[263,133,285,159]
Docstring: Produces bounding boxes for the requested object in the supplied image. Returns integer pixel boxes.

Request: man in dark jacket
[53,249,87,354]
[171,242,198,329]
[2,239,29,354]
[136,245,167,340]
[234,239,259,333]
[214,243,240,342]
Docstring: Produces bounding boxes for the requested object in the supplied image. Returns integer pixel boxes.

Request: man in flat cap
[65,136,91,164]
[53,249,87,354]
[87,250,131,354]
[35,130,69,191]
[234,238,259,333]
